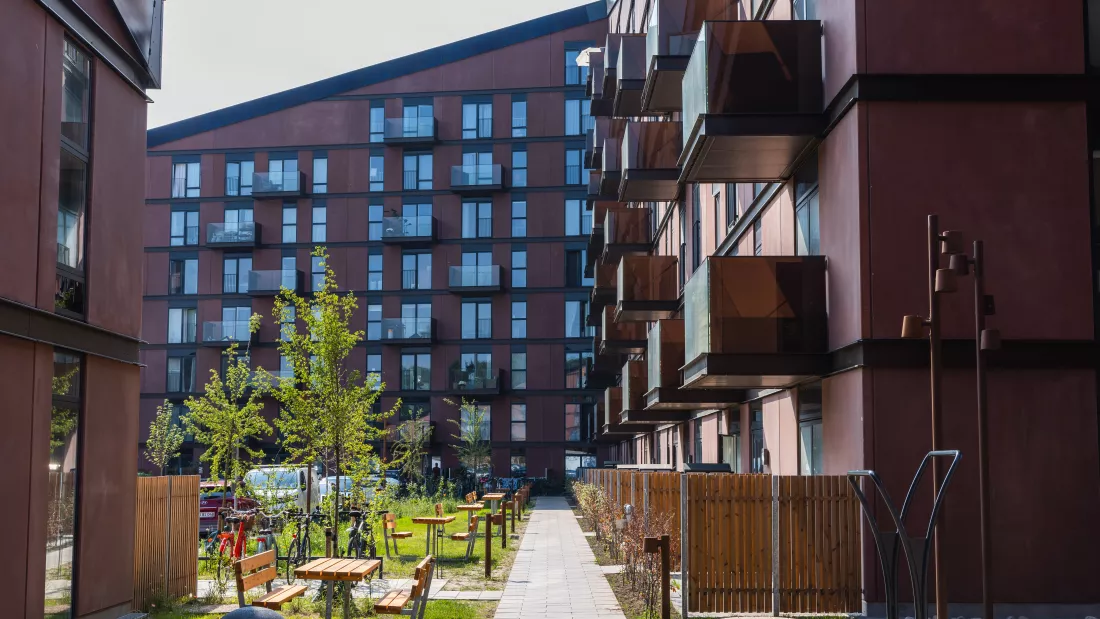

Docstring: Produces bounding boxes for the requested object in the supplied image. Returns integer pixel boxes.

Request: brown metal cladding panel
[141,300,167,344]
[149,132,215,152]
[435,295,462,340]
[866,102,1092,340]
[196,347,221,382]
[141,349,167,393]
[196,299,220,331]
[525,243,557,288]
[525,344,557,391]
[199,251,218,296]
[819,370,868,476]
[328,149,350,194]
[527,292,564,339]
[434,194,461,239]
[526,191,563,238]
[145,204,170,247]
[73,0,144,60]
[492,94,511,138]
[146,156,171,200]
[383,147,403,192]
[347,298,366,333]
[445,55,496,91]
[436,96,462,141]
[381,245,403,289]
[212,101,353,150]
[344,198,369,242]
[252,247,280,271]
[493,35,554,89]
[527,92,562,139]
[345,246,369,292]
[77,356,140,616]
[492,194,511,237]
[532,395,566,442]
[145,253,169,296]
[345,148,374,194]
[431,344,455,391]
[528,141,564,188]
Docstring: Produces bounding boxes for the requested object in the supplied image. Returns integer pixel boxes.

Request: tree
[184,314,270,506]
[49,367,79,452]
[145,400,186,475]
[447,398,492,481]
[392,412,432,486]
[261,247,398,531]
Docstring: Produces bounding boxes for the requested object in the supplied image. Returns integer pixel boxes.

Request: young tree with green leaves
[447,397,492,482]
[184,314,270,508]
[393,413,432,486]
[145,400,186,475]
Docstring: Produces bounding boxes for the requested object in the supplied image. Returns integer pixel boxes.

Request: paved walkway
[496,496,626,619]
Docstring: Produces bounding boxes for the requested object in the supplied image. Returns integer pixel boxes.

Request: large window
[226,159,254,196]
[369,154,384,191]
[511,201,527,237]
[403,152,433,190]
[462,202,492,238]
[282,205,296,243]
[368,253,383,291]
[565,300,589,338]
[750,404,765,473]
[726,182,739,229]
[511,404,527,441]
[311,255,325,292]
[565,250,593,287]
[58,41,91,318]
[401,303,432,338]
[458,353,494,390]
[46,350,82,616]
[312,205,327,242]
[798,382,823,475]
[564,48,588,85]
[565,403,582,441]
[268,156,299,191]
[279,306,296,341]
[565,98,591,136]
[171,209,199,246]
[172,161,200,198]
[565,149,584,185]
[461,403,492,440]
[169,257,198,295]
[565,199,590,236]
[512,250,527,288]
[402,252,431,290]
[313,155,327,193]
[369,203,383,241]
[401,352,431,391]
[402,103,434,136]
[511,301,527,338]
[565,351,592,388]
[168,307,198,343]
[369,103,385,142]
[511,351,527,390]
[722,419,742,473]
[459,151,495,186]
[367,303,382,341]
[512,97,527,137]
[167,355,196,393]
[223,255,252,293]
[462,101,493,139]
[512,148,527,187]
[694,417,704,463]
[462,301,492,339]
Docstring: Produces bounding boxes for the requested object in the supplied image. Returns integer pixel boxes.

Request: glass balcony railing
[602,137,621,173]
[448,265,502,289]
[252,170,303,195]
[202,321,251,344]
[617,255,679,305]
[622,121,681,171]
[616,34,647,83]
[207,221,257,245]
[621,359,647,412]
[604,208,650,248]
[645,0,735,72]
[380,318,434,341]
[247,269,301,294]
[449,368,500,391]
[588,51,605,98]
[381,216,435,240]
[384,117,435,141]
[450,164,503,188]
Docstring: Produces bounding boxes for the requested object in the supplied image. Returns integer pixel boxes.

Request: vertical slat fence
[133,475,199,611]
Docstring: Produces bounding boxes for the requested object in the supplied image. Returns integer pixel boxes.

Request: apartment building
[141,4,609,482]
[0,1,164,617]
[587,0,1100,616]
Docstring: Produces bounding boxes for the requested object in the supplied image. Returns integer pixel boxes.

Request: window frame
[511,301,527,339]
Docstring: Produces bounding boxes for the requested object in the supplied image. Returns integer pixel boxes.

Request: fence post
[680,472,688,619]
[164,476,172,600]
[631,473,636,511]
[772,475,780,616]
[643,472,650,528]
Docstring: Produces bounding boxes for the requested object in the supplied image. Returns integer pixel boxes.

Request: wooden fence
[581,469,862,615]
[133,475,199,611]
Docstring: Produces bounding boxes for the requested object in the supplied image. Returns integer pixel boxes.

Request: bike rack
[847,450,961,619]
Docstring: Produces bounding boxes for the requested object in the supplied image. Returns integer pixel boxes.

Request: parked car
[198,482,258,536]
[244,466,321,514]
[319,471,404,504]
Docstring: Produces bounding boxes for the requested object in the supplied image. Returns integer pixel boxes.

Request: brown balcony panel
[604,34,624,97]
[644,318,745,409]
[620,122,683,202]
[600,306,647,355]
[602,207,651,265]
[598,137,622,199]
[681,256,828,388]
[679,20,824,182]
[590,263,618,311]
[585,132,601,170]
[642,0,739,113]
[642,56,691,113]
[598,171,621,199]
[621,407,691,424]
[643,387,746,411]
[604,386,654,434]
[615,255,680,322]
[620,359,647,416]
[613,35,647,117]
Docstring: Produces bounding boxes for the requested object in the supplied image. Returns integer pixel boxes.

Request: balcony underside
[613,80,644,117]
[621,407,691,424]
[451,183,505,197]
[619,168,681,202]
[448,384,501,396]
[585,145,603,170]
[592,98,614,118]
[381,235,434,247]
[448,284,503,295]
[614,300,678,323]
[207,239,258,249]
[602,242,651,267]
[644,387,747,411]
[679,114,824,183]
[603,421,653,436]
[681,353,829,389]
[382,135,437,146]
[381,337,434,346]
[598,171,621,198]
[584,367,618,390]
[600,338,647,356]
[202,339,249,348]
[641,56,690,113]
[591,287,615,312]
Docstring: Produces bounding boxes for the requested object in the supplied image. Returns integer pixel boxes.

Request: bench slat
[390,531,413,538]
[236,549,276,575]
[253,584,308,610]
[239,566,278,592]
[375,589,412,614]
[451,533,471,541]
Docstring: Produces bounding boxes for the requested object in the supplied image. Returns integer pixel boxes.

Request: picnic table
[482,492,506,533]
[294,557,381,619]
[411,515,456,574]
[456,502,484,525]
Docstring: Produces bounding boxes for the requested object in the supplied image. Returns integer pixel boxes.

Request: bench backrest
[234,549,277,603]
[434,502,443,517]
[411,555,434,598]
[466,491,478,503]
[469,514,480,532]
[384,512,398,529]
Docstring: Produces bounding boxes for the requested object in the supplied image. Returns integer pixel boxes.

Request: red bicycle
[209,509,255,580]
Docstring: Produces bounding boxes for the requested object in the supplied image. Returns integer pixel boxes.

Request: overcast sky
[149,0,593,128]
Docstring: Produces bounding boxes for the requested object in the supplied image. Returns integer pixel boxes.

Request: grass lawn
[147,599,495,618]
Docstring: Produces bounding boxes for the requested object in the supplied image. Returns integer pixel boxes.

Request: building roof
[147,2,607,148]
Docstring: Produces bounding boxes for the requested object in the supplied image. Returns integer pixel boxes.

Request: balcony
[381,216,436,246]
[615,255,680,322]
[590,263,618,313]
[642,0,738,113]
[382,117,437,145]
[599,138,622,198]
[603,386,652,435]
[588,50,614,118]
[644,318,744,415]
[379,318,435,344]
[252,170,307,199]
[247,269,304,295]
[619,121,682,202]
[603,34,624,99]
[206,222,259,248]
[450,164,505,195]
[602,207,651,266]
[600,306,647,355]
[618,360,656,426]
[614,35,647,117]
[679,20,824,182]
[201,321,254,347]
[683,256,828,389]
[448,367,502,396]
[448,265,503,294]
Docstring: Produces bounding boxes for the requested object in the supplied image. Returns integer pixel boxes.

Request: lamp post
[901,215,964,619]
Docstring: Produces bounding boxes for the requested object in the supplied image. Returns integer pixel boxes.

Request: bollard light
[934,268,957,293]
[901,315,927,339]
[980,328,1001,351]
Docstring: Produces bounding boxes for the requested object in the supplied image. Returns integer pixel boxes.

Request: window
[722,420,742,473]
[799,382,823,475]
[512,250,527,288]
[459,151,495,186]
[367,353,381,384]
[401,352,431,390]
[367,303,382,341]
[511,201,527,237]
[313,155,328,193]
[512,97,527,137]
[402,102,434,137]
[401,303,432,338]
[565,149,584,185]
[795,156,820,256]
[168,307,197,343]
[368,253,383,291]
[461,403,491,440]
[169,257,198,295]
[565,98,591,136]
[402,252,431,290]
[457,352,494,390]
[462,101,492,139]
[512,301,527,338]
[565,351,592,388]
[726,183,738,228]
[750,405,765,473]
[312,205,326,242]
[167,355,196,393]
[369,104,385,142]
[268,156,299,191]
[511,450,527,476]
[461,202,492,238]
[61,41,90,149]
[565,300,589,338]
[219,305,251,343]
[403,152,433,190]
[369,203,382,241]
[311,255,325,291]
[753,182,767,198]
[511,404,527,441]
[694,418,704,463]
[226,160,254,196]
[512,149,527,187]
[564,49,588,85]
[370,154,384,191]
[713,185,722,248]
[461,301,492,339]
[281,205,296,243]
[170,210,198,246]
[172,161,200,198]
[279,306,296,341]
[223,255,252,293]
[565,403,582,441]
[793,0,816,20]
[511,351,527,389]
[754,218,763,255]
[59,42,91,317]
[692,184,702,271]
[565,250,592,287]
[47,349,81,614]
[565,199,590,236]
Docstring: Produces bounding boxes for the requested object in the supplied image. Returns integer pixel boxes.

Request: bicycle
[283,508,328,584]
[254,511,281,561]
[209,508,256,581]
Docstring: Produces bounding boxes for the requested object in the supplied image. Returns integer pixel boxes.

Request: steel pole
[973,240,993,619]
[927,215,947,619]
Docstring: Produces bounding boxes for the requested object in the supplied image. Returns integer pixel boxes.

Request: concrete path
[495,496,625,619]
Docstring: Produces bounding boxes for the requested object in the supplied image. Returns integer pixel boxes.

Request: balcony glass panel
[381,216,433,239]
[384,117,434,139]
[253,171,300,194]
[621,359,647,411]
[604,208,650,246]
[622,121,682,170]
[449,265,501,288]
[616,35,647,82]
[202,321,251,343]
[648,318,685,391]
[248,269,299,292]
[451,164,503,187]
[617,255,679,304]
[450,367,498,390]
[380,317,432,341]
[602,138,621,172]
[207,221,256,245]
[590,51,605,98]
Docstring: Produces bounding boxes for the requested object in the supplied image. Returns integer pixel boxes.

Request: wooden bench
[450,514,480,559]
[232,549,307,610]
[375,555,434,618]
[383,512,413,557]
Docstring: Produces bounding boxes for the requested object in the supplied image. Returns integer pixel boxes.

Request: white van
[245,466,321,513]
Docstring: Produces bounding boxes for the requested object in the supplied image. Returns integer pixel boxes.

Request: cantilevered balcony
[382,117,437,145]
[603,34,624,99]
[642,0,738,113]
[682,256,828,389]
[644,318,744,415]
[600,306,647,355]
[201,321,254,347]
[590,263,618,314]
[604,386,653,435]
[252,170,307,199]
[588,50,614,118]
[381,215,436,246]
[247,269,303,295]
[620,121,682,202]
[599,138,622,197]
[450,164,505,195]
[379,317,435,344]
[615,255,679,322]
[602,207,651,266]
[614,35,647,117]
[617,360,654,425]
[588,117,628,172]
[449,367,502,395]
[206,222,259,248]
[448,265,503,294]
[679,20,824,182]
